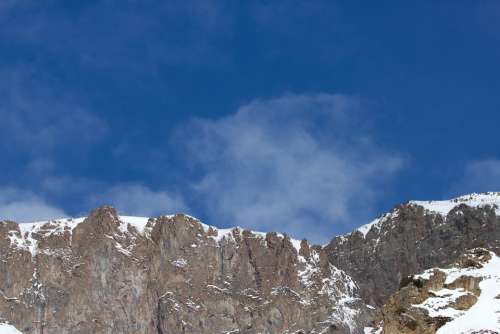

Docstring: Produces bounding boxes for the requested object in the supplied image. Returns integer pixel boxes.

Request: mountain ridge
[1,192,500,333]
[12,192,500,250]
[0,206,371,333]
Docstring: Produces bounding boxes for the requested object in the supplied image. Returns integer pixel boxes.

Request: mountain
[325,192,500,307]
[0,206,370,334]
[0,192,500,333]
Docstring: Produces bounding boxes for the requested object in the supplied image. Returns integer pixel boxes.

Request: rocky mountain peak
[71,206,121,247]
[86,205,120,228]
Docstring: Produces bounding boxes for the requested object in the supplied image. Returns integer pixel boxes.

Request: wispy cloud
[0,63,187,222]
[177,93,403,243]
[0,67,107,157]
[0,66,109,221]
[0,187,67,222]
[40,175,189,218]
[0,64,404,242]
[0,179,188,222]
[0,89,404,241]
[90,184,188,217]
[451,159,500,195]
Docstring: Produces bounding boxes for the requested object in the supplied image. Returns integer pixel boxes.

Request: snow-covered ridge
[410,192,500,216]
[198,221,303,252]
[354,192,500,239]
[7,216,152,256]
[5,213,304,255]
[355,211,399,238]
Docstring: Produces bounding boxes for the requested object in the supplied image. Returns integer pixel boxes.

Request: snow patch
[411,192,500,216]
[0,323,23,334]
[364,326,382,334]
[118,216,150,234]
[172,258,187,268]
[413,288,469,318]
[355,211,398,238]
[11,217,85,256]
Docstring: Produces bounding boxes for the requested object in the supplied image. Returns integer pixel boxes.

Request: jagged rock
[0,208,370,334]
[2,192,500,333]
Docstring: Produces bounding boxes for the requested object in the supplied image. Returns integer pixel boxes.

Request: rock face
[325,193,500,306]
[0,206,370,334]
[365,248,500,333]
[2,192,500,333]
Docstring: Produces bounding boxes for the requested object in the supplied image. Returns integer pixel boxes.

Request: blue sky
[0,1,499,243]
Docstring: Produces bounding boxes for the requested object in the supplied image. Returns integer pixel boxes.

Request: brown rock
[0,207,371,334]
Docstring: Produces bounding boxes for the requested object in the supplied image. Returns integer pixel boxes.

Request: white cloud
[179,93,403,243]
[90,184,189,217]
[0,188,67,222]
[0,180,188,223]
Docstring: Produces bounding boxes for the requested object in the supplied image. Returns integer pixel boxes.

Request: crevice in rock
[155,295,164,334]
[244,237,262,290]
[219,244,225,278]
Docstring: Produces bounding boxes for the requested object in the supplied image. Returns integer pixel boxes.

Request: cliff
[0,206,370,334]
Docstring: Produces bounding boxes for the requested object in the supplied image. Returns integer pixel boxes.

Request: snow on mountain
[12,192,500,253]
[11,213,305,256]
[355,211,398,238]
[0,323,23,334]
[10,217,85,256]
[117,215,151,234]
[416,250,500,333]
[365,248,500,333]
[410,191,500,216]
[355,192,500,238]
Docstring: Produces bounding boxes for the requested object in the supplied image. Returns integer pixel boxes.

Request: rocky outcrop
[325,193,500,306]
[365,248,500,333]
[0,206,371,334]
